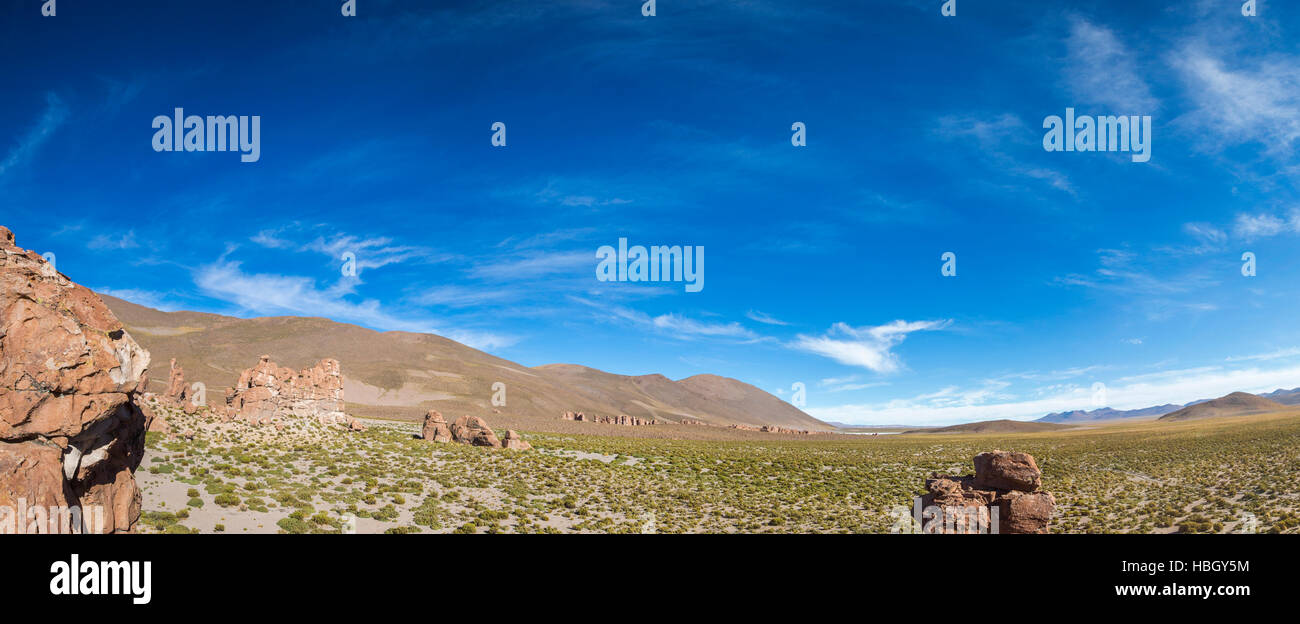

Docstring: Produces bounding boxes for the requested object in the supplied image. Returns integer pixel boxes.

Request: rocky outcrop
[731,423,815,435]
[502,429,532,451]
[673,418,816,434]
[421,410,452,443]
[223,356,348,427]
[920,450,1055,534]
[561,411,657,426]
[425,412,524,450]
[0,225,150,533]
[450,415,501,448]
[164,358,188,405]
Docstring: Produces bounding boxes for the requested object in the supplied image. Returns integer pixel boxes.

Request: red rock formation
[421,410,451,443]
[919,450,1055,534]
[561,411,657,426]
[0,225,150,533]
[164,358,188,404]
[224,356,347,426]
[450,415,501,448]
[502,429,532,451]
[729,423,815,435]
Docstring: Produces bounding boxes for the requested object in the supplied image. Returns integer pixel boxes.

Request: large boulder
[973,450,1042,492]
[996,490,1057,535]
[450,415,501,448]
[0,225,151,533]
[421,410,451,443]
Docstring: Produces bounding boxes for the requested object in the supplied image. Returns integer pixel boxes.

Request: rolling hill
[100,294,830,432]
[904,419,1073,434]
[1157,392,1287,422]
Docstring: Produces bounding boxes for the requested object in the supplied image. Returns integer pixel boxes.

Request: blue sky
[4,0,1300,425]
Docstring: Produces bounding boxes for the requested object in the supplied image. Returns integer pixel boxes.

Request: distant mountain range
[1258,387,1300,405]
[1037,387,1300,423]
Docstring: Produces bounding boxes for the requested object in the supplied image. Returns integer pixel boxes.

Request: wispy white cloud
[1165,222,1227,255]
[1225,347,1300,363]
[194,260,515,350]
[932,114,1074,195]
[88,230,139,251]
[745,310,789,326]
[413,285,516,309]
[302,234,447,271]
[0,93,69,179]
[817,374,890,393]
[1056,247,1221,320]
[250,226,452,271]
[1064,17,1157,113]
[94,288,178,312]
[1172,42,1300,157]
[468,251,592,281]
[652,313,756,339]
[1232,211,1300,240]
[791,319,950,373]
[571,296,760,342]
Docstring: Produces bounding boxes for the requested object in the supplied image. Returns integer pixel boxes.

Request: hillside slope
[101,295,829,431]
[536,365,828,430]
[1158,392,1287,422]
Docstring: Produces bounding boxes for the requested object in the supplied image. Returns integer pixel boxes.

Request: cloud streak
[0,93,69,180]
[792,320,950,373]
[194,260,514,351]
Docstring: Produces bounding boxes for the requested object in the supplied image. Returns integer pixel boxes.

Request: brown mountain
[99,295,830,432]
[535,365,826,430]
[1157,392,1287,422]
[904,419,1073,435]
